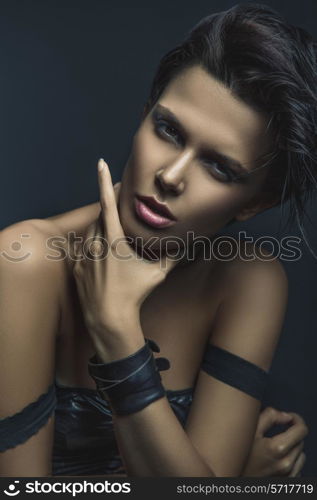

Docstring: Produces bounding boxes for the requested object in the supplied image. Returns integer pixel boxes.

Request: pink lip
[136,194,176,220]
[134,198,176,228]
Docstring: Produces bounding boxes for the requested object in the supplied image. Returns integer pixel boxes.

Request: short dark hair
[143,2,317,234]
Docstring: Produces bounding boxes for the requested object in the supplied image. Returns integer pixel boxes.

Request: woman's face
[119,64,273,254]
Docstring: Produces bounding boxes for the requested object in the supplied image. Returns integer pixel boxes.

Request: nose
[155,151,192,195]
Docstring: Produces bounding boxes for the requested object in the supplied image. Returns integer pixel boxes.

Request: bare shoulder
[0,218,65,279]
[207,239,288,370]
[216,239,288,299]
[45,201,100,238]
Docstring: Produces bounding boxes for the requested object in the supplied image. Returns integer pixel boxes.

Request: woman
[0,3,313,476]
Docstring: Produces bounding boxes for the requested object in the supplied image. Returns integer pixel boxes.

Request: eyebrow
[154,104,250,175]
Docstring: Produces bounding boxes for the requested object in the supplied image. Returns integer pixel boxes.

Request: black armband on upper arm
[201,344,269,401]
[0,384,57,452]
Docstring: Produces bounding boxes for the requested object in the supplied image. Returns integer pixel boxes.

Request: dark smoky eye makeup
[152,111,184,145]
[151,110,247,184]
[200,159,239,183]
[200,155,249,184]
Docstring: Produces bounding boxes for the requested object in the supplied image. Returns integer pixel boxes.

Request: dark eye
[154,120,182,145]
[202,160,235,183]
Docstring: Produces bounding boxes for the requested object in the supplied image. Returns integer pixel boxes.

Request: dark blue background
[0,0,316,475]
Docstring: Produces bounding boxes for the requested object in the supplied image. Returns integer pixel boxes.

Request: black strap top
[52,382,193,476]
[0,343,269,476]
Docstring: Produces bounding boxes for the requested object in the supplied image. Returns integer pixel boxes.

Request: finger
[257,407,293,436]
[98,159,123,240]
[81,219,101,260]
[88,228,107,261]
[274,441,304,476]
[289,452,306,477]
[94,182,121,237]
[73,218,104,264]
[286,440,304,460]
[273,421,308,455]
[113,181,121,205]
[85,219,99,241]
[95,182,120,237]
[286,412,308,430]
[70,223,90,265]
[71,238,84,263]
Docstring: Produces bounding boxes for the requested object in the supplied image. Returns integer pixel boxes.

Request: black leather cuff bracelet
[87,338,170,416]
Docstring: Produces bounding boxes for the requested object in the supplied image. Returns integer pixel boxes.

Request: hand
[72,159,178,357]
[242,407,308,477]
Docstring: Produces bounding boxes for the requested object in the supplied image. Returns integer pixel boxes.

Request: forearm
[95,329,215,477]
[112,396,215,477]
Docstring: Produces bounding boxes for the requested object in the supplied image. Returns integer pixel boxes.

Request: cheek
[185,181,251,225]
[132,128,147,159]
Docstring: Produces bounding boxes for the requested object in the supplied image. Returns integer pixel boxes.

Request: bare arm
[100,256,288,476]
[184,255,288,476]
[0,220,62,476]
